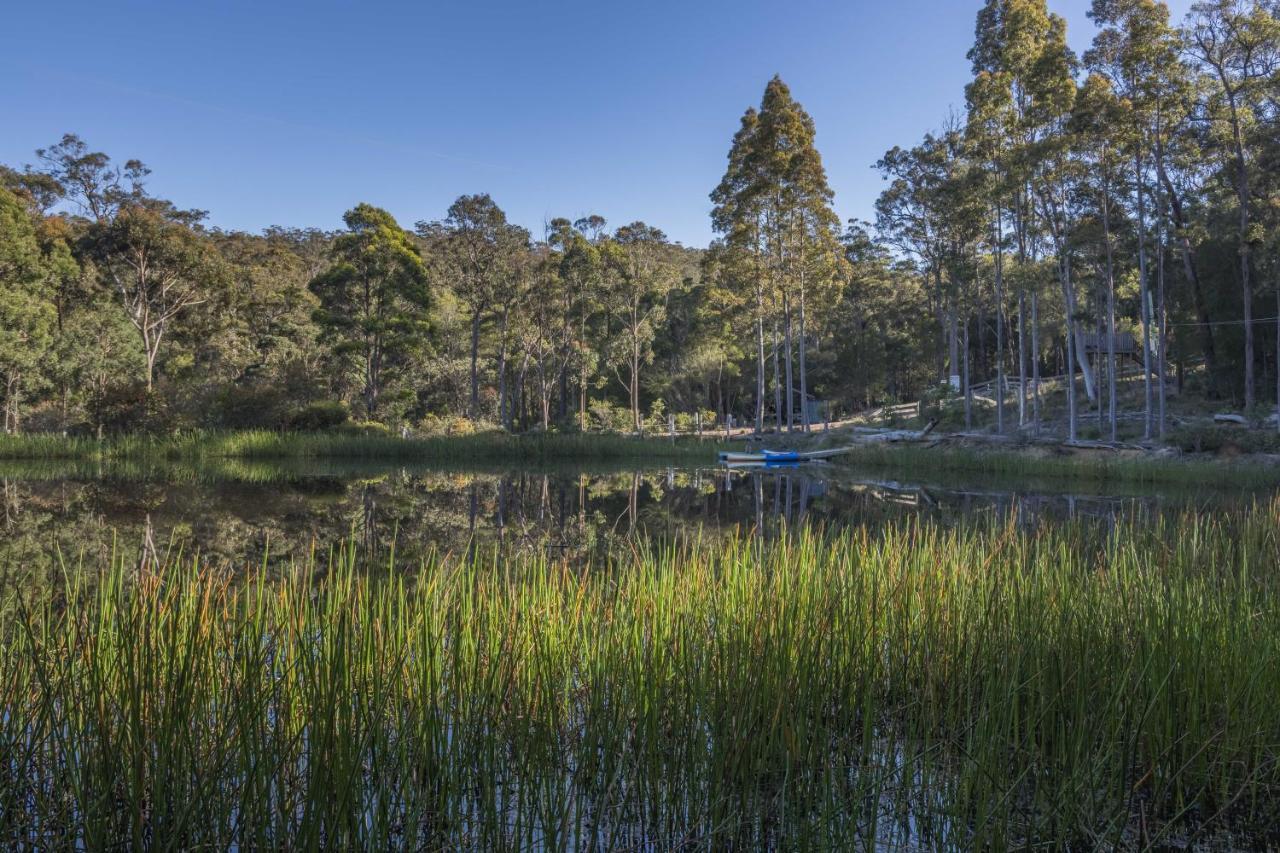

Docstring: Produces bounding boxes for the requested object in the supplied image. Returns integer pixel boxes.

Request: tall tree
[311,204,430,419]
[1187,0,1280,411]
[0,188,68,432]
[424,194,528,421]
[712,76,843,432]
[601,223,681,431]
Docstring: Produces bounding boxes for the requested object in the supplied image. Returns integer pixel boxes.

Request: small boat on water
[718,447,853,465]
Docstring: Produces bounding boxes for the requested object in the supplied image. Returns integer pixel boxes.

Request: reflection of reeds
[3,505,1279,848]
[0,431,727,465]
[834,443,1280,488]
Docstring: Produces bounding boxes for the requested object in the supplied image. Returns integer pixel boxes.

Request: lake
[1,456,1270,573]
[4,455,1279,849]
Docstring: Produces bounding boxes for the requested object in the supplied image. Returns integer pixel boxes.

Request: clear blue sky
[2,0,1193,246]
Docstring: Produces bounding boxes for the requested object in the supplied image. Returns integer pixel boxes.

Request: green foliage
[1168,424,1280,455]
[285,400,350,432]
[310,204,430,420]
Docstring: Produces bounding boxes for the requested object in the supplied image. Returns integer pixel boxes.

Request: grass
[827,442,1280,489]
[0,429,728,464]
[3,506,1279,848]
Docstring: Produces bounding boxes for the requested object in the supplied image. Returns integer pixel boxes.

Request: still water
[1,458,1270,571]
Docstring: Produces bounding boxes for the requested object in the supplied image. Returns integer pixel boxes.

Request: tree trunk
[1135,148,1153,439]
[469,308,482,420]
[772,321,783,433]
[993,207,1006,435]
[1102,180,1118,443]
[799,286,810,432]
[1159,159,1218,395]
[631,333,641,433]
[497,311,509,430]
[963,319,972,430]
[1060,251,1079,442]
[755,303,765,435]
[1018,290,1027,428]
[1031,291,1041,435]
[783,293,794,433]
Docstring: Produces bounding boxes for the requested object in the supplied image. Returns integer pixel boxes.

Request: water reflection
[0,461,1268,572]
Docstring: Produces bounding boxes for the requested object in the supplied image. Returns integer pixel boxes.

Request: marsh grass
[0,430,727,465]
[836,443,1280,489]
[2,507,1279,849]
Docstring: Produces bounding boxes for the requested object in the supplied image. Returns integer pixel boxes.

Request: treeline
[1,0,1276,440]
[874,0,1280,440]
[0,90,929,438]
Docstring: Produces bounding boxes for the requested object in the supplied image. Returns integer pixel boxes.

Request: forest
[1,0,1278,444]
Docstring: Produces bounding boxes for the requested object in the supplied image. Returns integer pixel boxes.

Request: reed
[837,443,1280,488]
[2,506,1278,849]
[0,430,724,464]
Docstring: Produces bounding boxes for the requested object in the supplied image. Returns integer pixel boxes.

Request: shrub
[1168,424,1280,455]
[286,401,350,432]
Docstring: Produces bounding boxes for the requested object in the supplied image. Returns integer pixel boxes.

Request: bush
[588,400,632,433]
[286,401,350,432]
[90,383,173,435]
[213,385,290,430]
[1168,424,1280,455]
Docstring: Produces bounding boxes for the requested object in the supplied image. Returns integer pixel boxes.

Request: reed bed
[837,443,1280,488]
[0,430,722,464]
[2,507,1279,849]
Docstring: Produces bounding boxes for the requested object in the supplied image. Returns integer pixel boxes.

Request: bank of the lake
[0,429,728,464]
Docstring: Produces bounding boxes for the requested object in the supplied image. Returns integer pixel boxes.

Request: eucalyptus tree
[423,194,530,421]
[1074,73,1130,441]
[36,136,225,394]
[0,188,69,432]
[1087,0,1186,435]
[1187,0,1280,411]
[711,107,768,432]
[974,1,1094,440]
[966,0,1058,433]
[548,217,606,430]
[310,204,429,419]
[601,223,681,432]
[712,77,842,433]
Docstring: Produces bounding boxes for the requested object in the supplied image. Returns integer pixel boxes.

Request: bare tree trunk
[1032,291,1041,435]
[497,311,509,430]
[799,286,810,432]
[963,320,972,430]
[1136,149,1153,439]
[1159,160,1218,396]
[772,321,783,433]
[1018,291,1027,428]
[469,308,482,420]
[993,207,1006,435]
[783,293,794,433]
[1103,181,1118,443]
[1060,252,1079,442]
[755,306,765,435]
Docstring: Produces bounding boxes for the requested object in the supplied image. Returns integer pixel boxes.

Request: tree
[423,194,529,422]
[1187,0,1280,411]
[1088,0,1184,435]
[711,76,843,433]
[1075,72,1129,442]
[311,204,430,419]
[0,188,67,432]
[601,223,681,431]
[83,200,225,392]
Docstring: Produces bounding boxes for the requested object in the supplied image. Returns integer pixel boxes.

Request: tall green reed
[1,505,1277,849]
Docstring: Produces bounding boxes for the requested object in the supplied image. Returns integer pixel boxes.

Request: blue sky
[2,0,1194,246]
